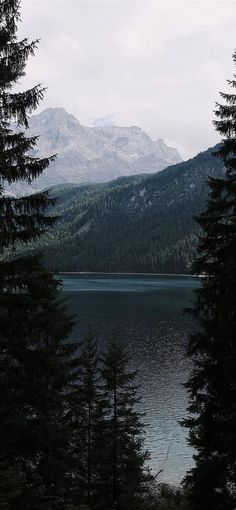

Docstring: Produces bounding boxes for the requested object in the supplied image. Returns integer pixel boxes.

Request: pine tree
[71,330,103,509]
[0,2,80,508]
[0,1,56,249]
[98,338,150,510]
[183,50,236,510]
[0,257,81,509]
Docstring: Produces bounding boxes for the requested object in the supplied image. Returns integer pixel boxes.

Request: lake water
[59,274,199,485]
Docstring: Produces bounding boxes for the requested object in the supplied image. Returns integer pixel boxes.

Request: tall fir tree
[98,338,150,510]
[0,0,56,248]
[0,1,80,508]
[183,50,236,510]
[71,330,104,509]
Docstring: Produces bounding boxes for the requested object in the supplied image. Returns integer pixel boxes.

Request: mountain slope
[18,145,224,274]
[9,108,182,195]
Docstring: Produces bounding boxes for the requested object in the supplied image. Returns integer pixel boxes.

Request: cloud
[92,114,115,127]
[19,0,236,159]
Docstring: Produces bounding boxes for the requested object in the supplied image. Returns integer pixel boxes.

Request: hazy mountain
[8,107,182,195]
[17,145,223,274]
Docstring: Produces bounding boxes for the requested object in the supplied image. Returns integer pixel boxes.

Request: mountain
[15,145,224,274]
[8,108,182,195]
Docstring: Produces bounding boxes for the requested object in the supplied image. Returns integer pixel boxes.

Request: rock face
[8,107,182,195]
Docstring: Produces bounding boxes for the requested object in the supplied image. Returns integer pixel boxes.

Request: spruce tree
[0,1,79,508]
[71,330,103,509]
[98,339,150,510]
[183,50,236,510]
[0,0,56,248]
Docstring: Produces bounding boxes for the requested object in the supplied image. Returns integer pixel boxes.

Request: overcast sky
[19,0,236,159]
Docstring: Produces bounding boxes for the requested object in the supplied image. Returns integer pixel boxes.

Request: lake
[59,273,199,485]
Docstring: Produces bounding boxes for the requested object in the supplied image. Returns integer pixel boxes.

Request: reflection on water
[59,274,199,485]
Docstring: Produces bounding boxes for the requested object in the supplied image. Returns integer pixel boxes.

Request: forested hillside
[17,145,224,273]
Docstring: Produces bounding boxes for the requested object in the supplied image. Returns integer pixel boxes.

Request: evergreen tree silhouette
[183,50,236,510]
[0,2,79,508]
[98,338,150,510]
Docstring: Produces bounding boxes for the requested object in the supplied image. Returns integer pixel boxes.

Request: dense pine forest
[16,145,224,273]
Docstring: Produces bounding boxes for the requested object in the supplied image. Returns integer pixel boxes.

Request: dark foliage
[70,334,151,510]
[182,50,236,509]
[0,2,79,508]
[97,338,151,510]
[15,147,224,274]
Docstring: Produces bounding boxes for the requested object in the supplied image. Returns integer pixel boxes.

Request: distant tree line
[14,150,224,274]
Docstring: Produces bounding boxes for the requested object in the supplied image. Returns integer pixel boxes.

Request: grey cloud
[19,0,236,159]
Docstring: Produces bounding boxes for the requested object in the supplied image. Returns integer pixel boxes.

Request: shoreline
[58,271,202,277]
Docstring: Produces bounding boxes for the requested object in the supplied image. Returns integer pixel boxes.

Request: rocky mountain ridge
[8,107,182,195]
